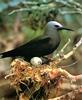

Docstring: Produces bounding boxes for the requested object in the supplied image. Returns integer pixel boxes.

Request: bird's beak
[58,27,73,31]
[62,27,73,31]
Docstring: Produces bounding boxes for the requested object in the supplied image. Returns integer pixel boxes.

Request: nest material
[5,58,62,99]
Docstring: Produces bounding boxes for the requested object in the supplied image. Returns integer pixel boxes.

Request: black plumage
[0,21,72,61]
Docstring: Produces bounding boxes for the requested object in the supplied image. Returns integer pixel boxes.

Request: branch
[8,2,55,15]
[60,39,71,53]
[60,10,82,15]
[48,89,80,100]
[55,37,82,62]
[22,0,53,5]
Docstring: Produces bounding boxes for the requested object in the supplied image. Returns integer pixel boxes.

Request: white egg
[30,57,42,66]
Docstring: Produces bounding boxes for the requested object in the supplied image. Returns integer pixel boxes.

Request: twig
[74,37,82,48]
[60,61,78,68]
[5,73,15,79]
[8,4,55,15]
[60,10,82,15]
[22,1,53,5]
[48,89,80,100]
[55,39,71,59]
[61,39,71,52]
[56,37,82,62]
[57,68,82,83]
[60,83,82,90]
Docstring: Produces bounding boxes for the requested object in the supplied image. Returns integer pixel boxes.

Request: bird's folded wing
[0,35,51,58]
[13,35,51,53]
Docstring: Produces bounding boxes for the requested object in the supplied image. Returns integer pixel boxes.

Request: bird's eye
[54,25,59,28]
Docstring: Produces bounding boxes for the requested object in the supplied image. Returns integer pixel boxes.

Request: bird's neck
[44,28,61,48]
[45,28,60,40]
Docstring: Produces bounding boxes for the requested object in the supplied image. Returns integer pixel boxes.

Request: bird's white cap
[47,21,63,28]
[46,21,73,31]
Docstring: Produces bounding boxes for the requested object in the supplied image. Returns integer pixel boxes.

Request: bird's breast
[49,35,60,51]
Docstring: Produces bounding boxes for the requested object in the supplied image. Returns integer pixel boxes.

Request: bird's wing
[1,35,51,58]
[14,35,51,53]
[24,35,51,47]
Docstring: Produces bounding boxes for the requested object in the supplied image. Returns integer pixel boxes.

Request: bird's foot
[41,57,51,64]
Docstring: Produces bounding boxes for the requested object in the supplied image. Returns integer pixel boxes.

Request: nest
[5,58,63,99]
[5,58,82,100]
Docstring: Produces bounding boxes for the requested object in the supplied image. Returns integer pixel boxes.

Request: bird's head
[46,21,73,31]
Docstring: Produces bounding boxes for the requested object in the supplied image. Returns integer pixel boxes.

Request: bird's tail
[0,51,11,59]
[0,53,3,58]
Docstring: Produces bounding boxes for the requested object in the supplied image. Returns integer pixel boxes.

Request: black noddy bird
[0,21,73,61]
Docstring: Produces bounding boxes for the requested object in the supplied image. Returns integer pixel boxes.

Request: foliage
[0,0,82,29]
